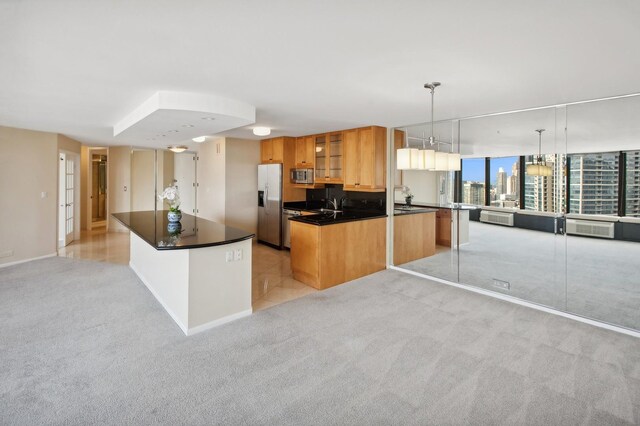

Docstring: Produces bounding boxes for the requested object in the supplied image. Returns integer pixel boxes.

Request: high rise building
[569,153,618,215]
[509,161,519,199]
[496,167,507,196]
[626,151,640,217]
[463,181,485,205]
[524,154,563,213]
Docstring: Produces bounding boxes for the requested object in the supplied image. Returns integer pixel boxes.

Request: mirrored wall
[391,94,640,333]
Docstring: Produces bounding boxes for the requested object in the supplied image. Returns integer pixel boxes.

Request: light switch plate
[225,251,233,262]
[234,249,242,261]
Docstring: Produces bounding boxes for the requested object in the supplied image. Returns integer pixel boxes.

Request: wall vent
[566,219,614,239]
[480,211,514,227]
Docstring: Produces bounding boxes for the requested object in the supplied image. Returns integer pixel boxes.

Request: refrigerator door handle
[264,184,268,215]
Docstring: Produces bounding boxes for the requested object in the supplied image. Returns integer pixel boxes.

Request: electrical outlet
[225,251,233,262]
[493,279,511,290]
[0,250,14,258]
[234,249,242,261]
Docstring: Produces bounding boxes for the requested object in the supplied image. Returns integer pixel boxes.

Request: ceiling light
[201,117,216,121]
[182,124,194,128]
[526,129,553,176]
[397,130,420,170]
[434,152,449,171]
[447,153,461,171]
[168,145,188,153]
[253,127,271,136]
[192,136,206,143]
[167,130,179,133]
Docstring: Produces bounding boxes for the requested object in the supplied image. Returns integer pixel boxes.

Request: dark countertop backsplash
[284,185,386,212]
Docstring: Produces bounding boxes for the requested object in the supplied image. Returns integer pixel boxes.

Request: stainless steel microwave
[290,168,314,184]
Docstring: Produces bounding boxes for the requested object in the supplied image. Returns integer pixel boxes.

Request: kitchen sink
[311,208,343,213]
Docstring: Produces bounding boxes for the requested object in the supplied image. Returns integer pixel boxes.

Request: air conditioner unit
[480,210,514,227]
[566,219,614,239]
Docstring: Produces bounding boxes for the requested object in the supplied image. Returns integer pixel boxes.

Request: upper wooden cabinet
[260,137,284,164]
[343,126,386,192]
[295,136,315,167]
[314,132,343,184]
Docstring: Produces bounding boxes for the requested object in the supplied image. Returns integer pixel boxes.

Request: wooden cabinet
[314,132,343,183]
[295,136,315,167]
[343,126,386,192]
[393,212,436,265]
[436,208,452,246]
[260,137,305,202]
[260,138,284,164]
[290,218,386,290]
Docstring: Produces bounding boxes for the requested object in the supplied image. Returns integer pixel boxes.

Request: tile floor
[58,227,316,311]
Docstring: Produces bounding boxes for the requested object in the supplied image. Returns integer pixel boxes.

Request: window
[524,153,564,213]
[461,158,485,205]
[626,150,640,217]
[489,156,519,208]
[569,152,619,215]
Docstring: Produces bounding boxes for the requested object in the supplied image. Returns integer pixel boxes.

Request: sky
[462,156,519,185]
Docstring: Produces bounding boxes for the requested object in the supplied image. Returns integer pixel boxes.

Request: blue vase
[167,221,182,234]
[167,211,182,223]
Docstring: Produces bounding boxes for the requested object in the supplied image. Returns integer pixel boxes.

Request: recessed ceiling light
[182,124,194,128]
[192,136,206,143]
[253,127,271,136]
[201,117,216,121]
[167,130,179,133]
[168,145,188,153]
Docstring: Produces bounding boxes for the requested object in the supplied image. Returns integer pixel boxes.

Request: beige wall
[57,134,81,154]
[108,146,131,231]
[131,149,156,212]
[156,150,175,210]
[0,126,58,265]
[197,138,226,223]
[224,138,260,233]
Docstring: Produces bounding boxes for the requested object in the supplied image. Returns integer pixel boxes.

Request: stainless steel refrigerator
[257,164,282,248]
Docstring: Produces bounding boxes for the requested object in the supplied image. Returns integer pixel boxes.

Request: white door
[64,157,75,246]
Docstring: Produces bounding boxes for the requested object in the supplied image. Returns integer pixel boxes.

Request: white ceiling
[1,0,639,150]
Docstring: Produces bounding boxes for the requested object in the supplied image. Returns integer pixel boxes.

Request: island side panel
[187,239,253,333]
[393,212,436,265]
[290,221,320,288]
[129,233,190,333]
[333,217,386,287]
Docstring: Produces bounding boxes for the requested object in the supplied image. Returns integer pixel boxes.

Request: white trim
[389,265,640,339]
[130,261,253,336]
[130,260,189,335]
[186,309,253,336]
[0,253,57,269]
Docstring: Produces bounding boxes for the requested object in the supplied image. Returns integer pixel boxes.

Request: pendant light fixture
[424,82,441,170]
[526,129,553,176]
[396,129,420,170]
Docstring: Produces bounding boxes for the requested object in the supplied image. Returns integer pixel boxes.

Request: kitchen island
[289,210,387,290]
[113,211,254,336]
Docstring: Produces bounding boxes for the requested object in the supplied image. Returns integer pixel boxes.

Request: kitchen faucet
[328,197,339,210]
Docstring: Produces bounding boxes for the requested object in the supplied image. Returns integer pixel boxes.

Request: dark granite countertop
[400,202,478,210]
[112,211,254,250]
[289,210,387,226]
[393,206,438,215]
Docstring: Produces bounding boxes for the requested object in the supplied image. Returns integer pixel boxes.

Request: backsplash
[307,185,386,211]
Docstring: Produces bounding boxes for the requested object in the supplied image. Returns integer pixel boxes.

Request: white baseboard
[389,266,640,339]
[130,261,189,335]
[0,253,57,269]
[186,309,253,336]
[129,261,253,336]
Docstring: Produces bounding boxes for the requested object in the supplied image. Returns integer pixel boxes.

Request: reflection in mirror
[565,95,640,331]
[91,150,108,222]
[392,94,640,333]
[392,120,460,283]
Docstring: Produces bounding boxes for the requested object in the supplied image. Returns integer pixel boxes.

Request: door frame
[86,147,109,231]
[58,149,81,247]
